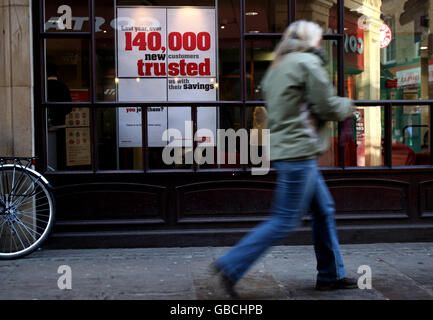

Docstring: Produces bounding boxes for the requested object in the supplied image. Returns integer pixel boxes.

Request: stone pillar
[0,0,33,157]
[296,0,337,31]
[296,0,338,80]
[347,0,383,166]
[296,0,338,167]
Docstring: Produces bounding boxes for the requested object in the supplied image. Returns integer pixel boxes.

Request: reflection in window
[96,107,144,171]
[392,105,430,166]
[197,107,242,170]
[246,39,277,100]
[317,122,339,167]
[296,1,338,34]
[245,0,289,33]
[46,39,90,102]
[378,0,433,101]
[247,39,337,100]
[344,107,384,167]
[246,106,268,169]
[218,0,241,101]
[382,15,396,65]
[45,38,92,171]
[96,107,243,170]
[340,0,433,167]
[44,0,89,32]
[339,0,433,102]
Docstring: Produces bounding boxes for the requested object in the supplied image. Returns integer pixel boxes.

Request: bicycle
[0,157,55,259]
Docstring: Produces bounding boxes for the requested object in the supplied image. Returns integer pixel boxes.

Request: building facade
[1,0,433,248]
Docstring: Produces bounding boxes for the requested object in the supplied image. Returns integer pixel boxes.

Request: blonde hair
[283,20,323,47]
[271,20,323,68]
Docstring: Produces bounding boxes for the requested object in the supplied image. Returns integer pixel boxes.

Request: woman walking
[212,20,357,298]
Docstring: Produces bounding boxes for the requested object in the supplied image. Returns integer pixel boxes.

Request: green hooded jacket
[261,39,355,162]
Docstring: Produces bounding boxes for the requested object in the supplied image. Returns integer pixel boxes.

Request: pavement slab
[0,243,432,300]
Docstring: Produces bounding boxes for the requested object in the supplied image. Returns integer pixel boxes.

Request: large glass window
[342,0,433,102]
[296,0,338,34]
[245,39,277,100]
[45,39,90,102]
[245,0,289,33]
[94,0,241,170]
[95,0,239,102]
[345,106,385,167]
[38,0,432,173]
[44,0,89,32]
[343,0,432,166]
[47,106,93,171]
[246,39,338,101]
[45,38,91,171]
[295,0,433,168]
[392,105,430,166]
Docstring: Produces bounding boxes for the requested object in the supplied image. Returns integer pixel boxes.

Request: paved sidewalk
[0,243,432,300]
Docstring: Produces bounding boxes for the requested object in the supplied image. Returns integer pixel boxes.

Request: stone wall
[0,0,33,157]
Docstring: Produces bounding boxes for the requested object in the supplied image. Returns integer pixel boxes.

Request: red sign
[329,9,364,72]
[386,79,398,88]
[70,89,89,102]
[354,108,365,167]
[380,24,392,49]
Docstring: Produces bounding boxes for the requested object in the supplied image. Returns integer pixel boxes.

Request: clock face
[380,24,392,49]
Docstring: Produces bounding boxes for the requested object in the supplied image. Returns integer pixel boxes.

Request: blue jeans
[215,159,346,284]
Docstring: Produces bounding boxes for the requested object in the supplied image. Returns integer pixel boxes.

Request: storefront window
[245,0,289,33]
[96,108,117,170]
[218,0,241,101]
[47,106,93,171]
[45,38,92,171]
[246,39,338,100]
[96,106,242,170]
[246,39,277,100]
[341,0,432,166]
[44,0,89,32]
[379,0,432,102]
[39,0,432,173]
[392,105,430,166]
[196,107,242,170]
[345,106,384,167]
[342,0,433,101]
[246,106,268,169]
[88,0,242,171]
[95,0,239,102]
[45,39,90,102]
[95,0,116,102]
[296,0,338,34]
[318,122,339,167]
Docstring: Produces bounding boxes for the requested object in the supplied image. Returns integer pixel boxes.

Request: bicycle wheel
[0,164,55,259]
